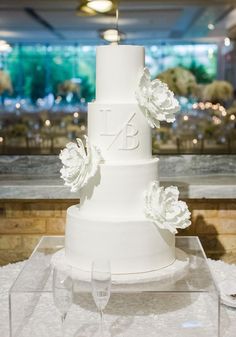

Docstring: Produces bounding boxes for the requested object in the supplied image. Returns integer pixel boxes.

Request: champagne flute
[91,259,111,337]
[53,266,73,336]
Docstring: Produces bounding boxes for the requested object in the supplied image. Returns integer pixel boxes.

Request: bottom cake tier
[65,205,175,275]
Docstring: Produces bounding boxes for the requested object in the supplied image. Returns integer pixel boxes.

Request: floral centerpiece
[58,80,80,96]
[202,80,233,102]
[157,67,197,97]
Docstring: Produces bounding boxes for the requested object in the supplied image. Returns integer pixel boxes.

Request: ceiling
[0,0,235,44]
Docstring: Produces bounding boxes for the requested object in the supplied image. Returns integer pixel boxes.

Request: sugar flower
[136,68,180,128]
[59,136,102,192]
[145,182,191,234]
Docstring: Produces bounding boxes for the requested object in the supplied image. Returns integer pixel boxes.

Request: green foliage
[4,45,96,103]
[185,61,214,84]
[28,62,46,102]
[4,44,216,103]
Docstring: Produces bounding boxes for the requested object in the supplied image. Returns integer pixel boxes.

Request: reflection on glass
[53,266,73,337]
[91,259,111,337]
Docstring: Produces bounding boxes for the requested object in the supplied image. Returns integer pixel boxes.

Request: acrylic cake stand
[9,236,220,337]
[51,247,189,284]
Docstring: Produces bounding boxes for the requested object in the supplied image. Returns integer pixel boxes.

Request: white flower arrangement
[59,136,102,192]
[144,182,191,234]
[157,67,197,97]
[136,68,180,128]
[202,80,233,102]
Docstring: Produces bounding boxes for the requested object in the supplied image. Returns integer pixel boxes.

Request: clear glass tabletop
[9,236,220,337]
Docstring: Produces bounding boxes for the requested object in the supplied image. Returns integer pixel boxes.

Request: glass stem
[100,309,104,337]
[61,313,67,337]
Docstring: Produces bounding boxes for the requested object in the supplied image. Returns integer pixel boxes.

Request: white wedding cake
[60,45,191,276]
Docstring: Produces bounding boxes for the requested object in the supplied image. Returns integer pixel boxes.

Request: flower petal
[59,136,102,192]
[136,68,180,128]
[144,183,191,234]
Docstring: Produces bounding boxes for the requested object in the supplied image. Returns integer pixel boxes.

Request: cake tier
[88,102,152,161]
[96,45,144,102]
[79,158,158,218]
[65,205,175,274]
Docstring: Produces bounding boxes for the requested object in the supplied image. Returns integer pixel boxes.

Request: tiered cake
[63,45,190,275]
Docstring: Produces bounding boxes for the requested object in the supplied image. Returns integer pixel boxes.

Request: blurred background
[0,0,236,155]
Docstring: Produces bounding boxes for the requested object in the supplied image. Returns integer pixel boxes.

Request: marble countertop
[0,154,235,199]
[0,174,235,199]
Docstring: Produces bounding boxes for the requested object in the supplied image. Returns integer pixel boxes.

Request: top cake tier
[96,45,145,103]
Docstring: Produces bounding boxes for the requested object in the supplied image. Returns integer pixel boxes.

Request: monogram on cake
[59,44,191,278]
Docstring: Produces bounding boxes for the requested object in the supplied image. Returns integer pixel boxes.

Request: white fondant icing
[79,158,158,218]
[65,204,175,274]
[96,45,144,102]
[99,111,139,151]
[100,108,114,136]
[64,44,186,277]
[88,102,151,161]
[53,248,188,284]
[107,112,139,151]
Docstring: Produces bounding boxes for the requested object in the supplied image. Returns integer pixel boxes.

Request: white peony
[59,136,102,192]
[136,68,180,128]
[144,182,191,234]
